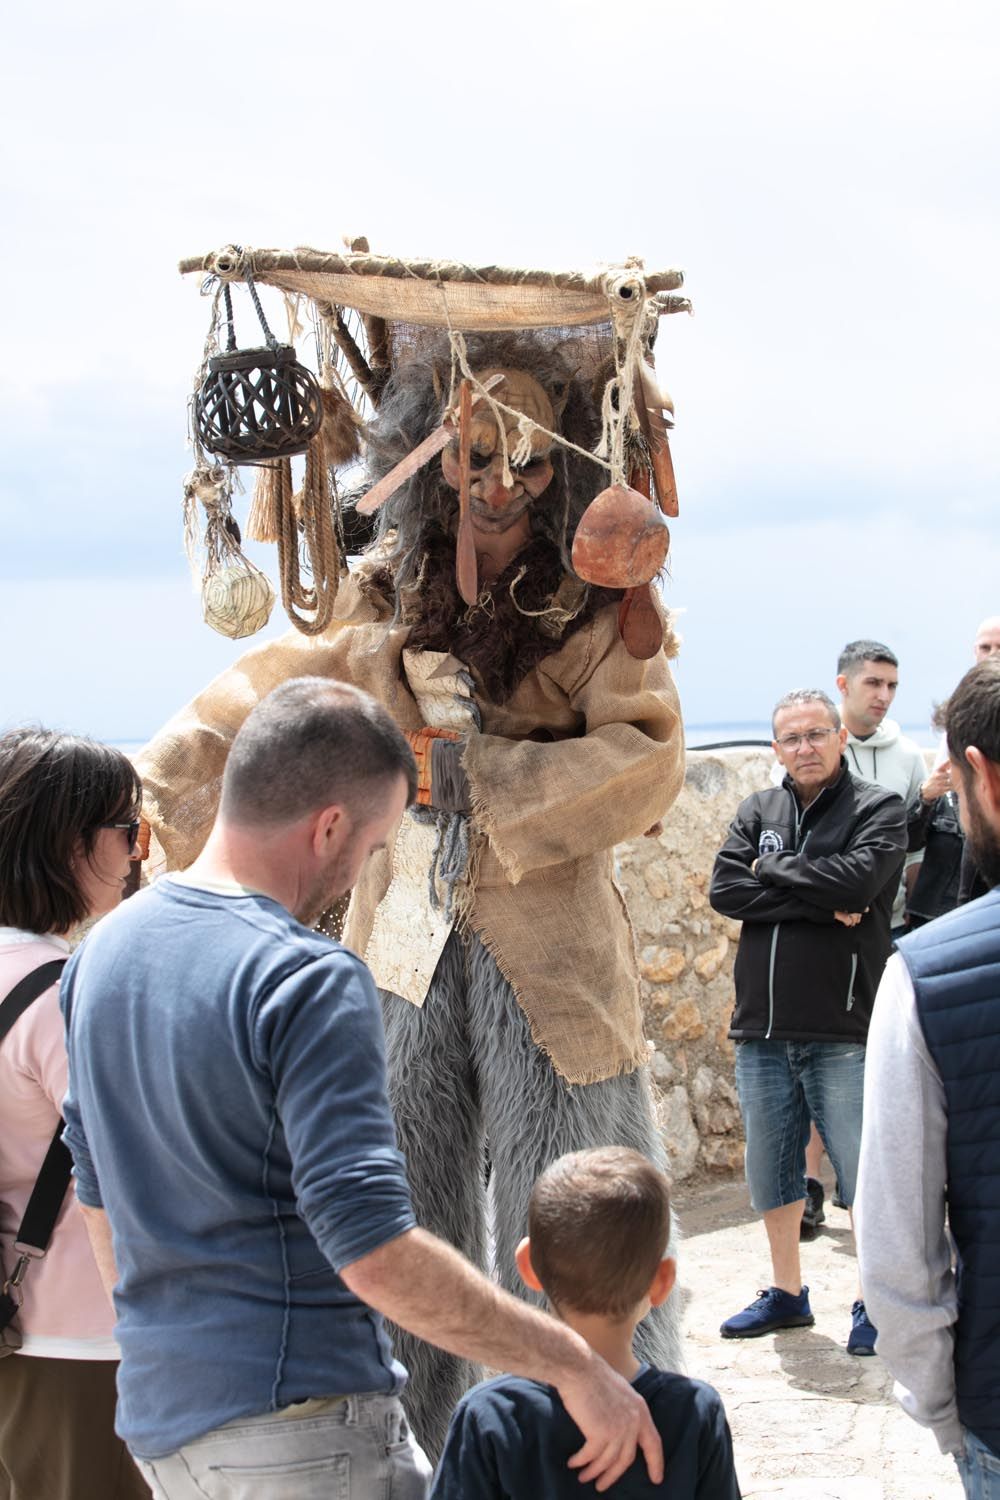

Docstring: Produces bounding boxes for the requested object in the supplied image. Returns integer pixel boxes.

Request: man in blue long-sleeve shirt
[62,678,664,1500]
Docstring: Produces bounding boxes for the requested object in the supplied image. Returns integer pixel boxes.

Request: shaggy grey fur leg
[466,935,683,1374]
[380,935,485,1461]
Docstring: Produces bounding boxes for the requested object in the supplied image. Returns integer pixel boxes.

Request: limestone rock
[694,937,729,981]
[700,1136,744,1172]
[658,1086,700,1180]
[692,1065,714,1103]
[639,945,687,983]
[651,1048,675,1086]
[642,860,673,900]
[659,998,706,1042]
[694,1097,741,1136]
[616,747,776,1167]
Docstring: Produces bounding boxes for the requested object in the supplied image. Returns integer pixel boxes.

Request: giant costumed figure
[140,246,691,1454]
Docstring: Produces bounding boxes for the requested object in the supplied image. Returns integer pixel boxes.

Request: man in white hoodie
[835,640,925,937]
[799,640,927,1238]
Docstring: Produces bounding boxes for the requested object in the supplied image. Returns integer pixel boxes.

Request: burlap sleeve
[136,575,389,871]
[461,606,685,885]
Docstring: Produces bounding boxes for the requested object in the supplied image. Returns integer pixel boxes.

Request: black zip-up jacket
[709,761,906,1042]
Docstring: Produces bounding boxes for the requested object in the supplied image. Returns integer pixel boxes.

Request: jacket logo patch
[758,829,784,855]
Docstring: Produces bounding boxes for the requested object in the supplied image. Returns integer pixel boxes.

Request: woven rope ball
[202,561,275,639]
[195,345,323,462]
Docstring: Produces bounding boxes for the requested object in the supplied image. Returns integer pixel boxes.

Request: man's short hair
[221,678,417,827]
[527,1147,671,1318]
[946,660,1000,777]
[771,690,841,737]
[837,640,898,677]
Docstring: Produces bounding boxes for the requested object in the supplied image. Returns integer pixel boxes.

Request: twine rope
[596,270,649,487]
[506,566,580,626]
[444,328,612,484]
[270,431,341,635]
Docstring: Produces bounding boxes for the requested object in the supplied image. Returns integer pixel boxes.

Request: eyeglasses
[775,728,839,752]
[99,820,142,854]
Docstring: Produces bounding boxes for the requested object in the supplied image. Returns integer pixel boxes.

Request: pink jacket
[0,932,118,1357]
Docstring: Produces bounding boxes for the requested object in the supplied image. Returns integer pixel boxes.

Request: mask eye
[469,450,493,472]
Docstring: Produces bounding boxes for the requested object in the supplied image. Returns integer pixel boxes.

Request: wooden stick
[178,247,686,296]
[355,427,453,516]
[323,306,379,403]
[455,380,478,606]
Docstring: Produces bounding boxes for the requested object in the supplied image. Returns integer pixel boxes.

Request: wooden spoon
[615,472,666,658]
[455,379,479,606]
[618,583,663,659]
[634,362,679,517]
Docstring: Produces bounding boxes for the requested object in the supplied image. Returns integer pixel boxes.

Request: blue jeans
[734,1039,866,1212]
[957,1430,1000,1499]
[135,1394,432,1499]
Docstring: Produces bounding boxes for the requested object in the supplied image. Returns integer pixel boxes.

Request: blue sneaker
[720,1286,814,1338]
[847,1299,877,1356]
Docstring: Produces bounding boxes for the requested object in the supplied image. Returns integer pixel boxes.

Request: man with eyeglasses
[709,689,906,1354]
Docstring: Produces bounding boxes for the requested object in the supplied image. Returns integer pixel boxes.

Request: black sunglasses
[99,820,142,854]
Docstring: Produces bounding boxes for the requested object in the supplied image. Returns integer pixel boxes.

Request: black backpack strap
[0,958,71,1265]
[0,960,68,1046]
[16,1126,74,1254]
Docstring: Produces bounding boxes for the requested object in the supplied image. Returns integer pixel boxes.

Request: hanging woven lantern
[195,271,322,463]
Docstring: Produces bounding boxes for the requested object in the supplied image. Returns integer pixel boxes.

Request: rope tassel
[247,463,284,543]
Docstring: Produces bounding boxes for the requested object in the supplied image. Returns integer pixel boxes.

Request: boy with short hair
[430,1147,741,1498]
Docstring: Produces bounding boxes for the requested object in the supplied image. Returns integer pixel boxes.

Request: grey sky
[2,0,997,740]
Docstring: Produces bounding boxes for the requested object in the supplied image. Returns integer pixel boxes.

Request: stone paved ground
[673,1173,962,1500]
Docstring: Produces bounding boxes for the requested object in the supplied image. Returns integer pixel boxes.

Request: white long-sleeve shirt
[855,952,962,1454]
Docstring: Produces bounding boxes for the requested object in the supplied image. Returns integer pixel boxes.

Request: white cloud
[2,0,998,737]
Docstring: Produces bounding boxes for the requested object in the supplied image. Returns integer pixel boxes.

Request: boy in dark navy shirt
[430,1147,741,1498]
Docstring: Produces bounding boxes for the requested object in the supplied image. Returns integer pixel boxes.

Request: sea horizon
[111,721,939,755]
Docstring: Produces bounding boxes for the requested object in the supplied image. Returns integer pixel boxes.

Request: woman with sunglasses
[0,728,149,1500]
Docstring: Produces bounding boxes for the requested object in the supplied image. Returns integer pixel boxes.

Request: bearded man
[857,658,1000,1498]
[138,332,686,1454]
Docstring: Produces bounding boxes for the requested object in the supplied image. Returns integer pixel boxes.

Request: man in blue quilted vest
[857,657,1000,1499]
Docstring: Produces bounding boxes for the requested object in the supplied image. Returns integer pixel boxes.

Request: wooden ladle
[571,482,670,589]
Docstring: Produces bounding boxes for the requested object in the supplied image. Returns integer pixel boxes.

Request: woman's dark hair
[0,728,142,934]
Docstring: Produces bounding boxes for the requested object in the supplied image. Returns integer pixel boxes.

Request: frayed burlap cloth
[138,574,684,1083]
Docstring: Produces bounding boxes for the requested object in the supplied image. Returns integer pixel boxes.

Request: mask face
[439,369,557,534]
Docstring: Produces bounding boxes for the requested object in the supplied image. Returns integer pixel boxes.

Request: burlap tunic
[138,572,685,1083]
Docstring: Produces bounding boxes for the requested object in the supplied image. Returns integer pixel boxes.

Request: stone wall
[615,747,775,1181]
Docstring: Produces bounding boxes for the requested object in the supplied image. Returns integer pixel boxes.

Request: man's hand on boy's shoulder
[561,1350,664,1492]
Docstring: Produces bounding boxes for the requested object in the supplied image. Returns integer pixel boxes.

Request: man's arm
[755,793,906,910]
[79,1203,118,1304]
[266,956,661,1491]
[855,954,963,1455]
[461,609,685,882]
[710,812,835,925]
[342,1227,663,1493]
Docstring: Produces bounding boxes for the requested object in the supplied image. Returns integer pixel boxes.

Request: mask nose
[474,457,519,509]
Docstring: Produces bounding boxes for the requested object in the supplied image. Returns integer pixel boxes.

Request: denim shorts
[734,1039,866,1213]
[135,1394,432,1500]
[956,1429,1000,1499]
